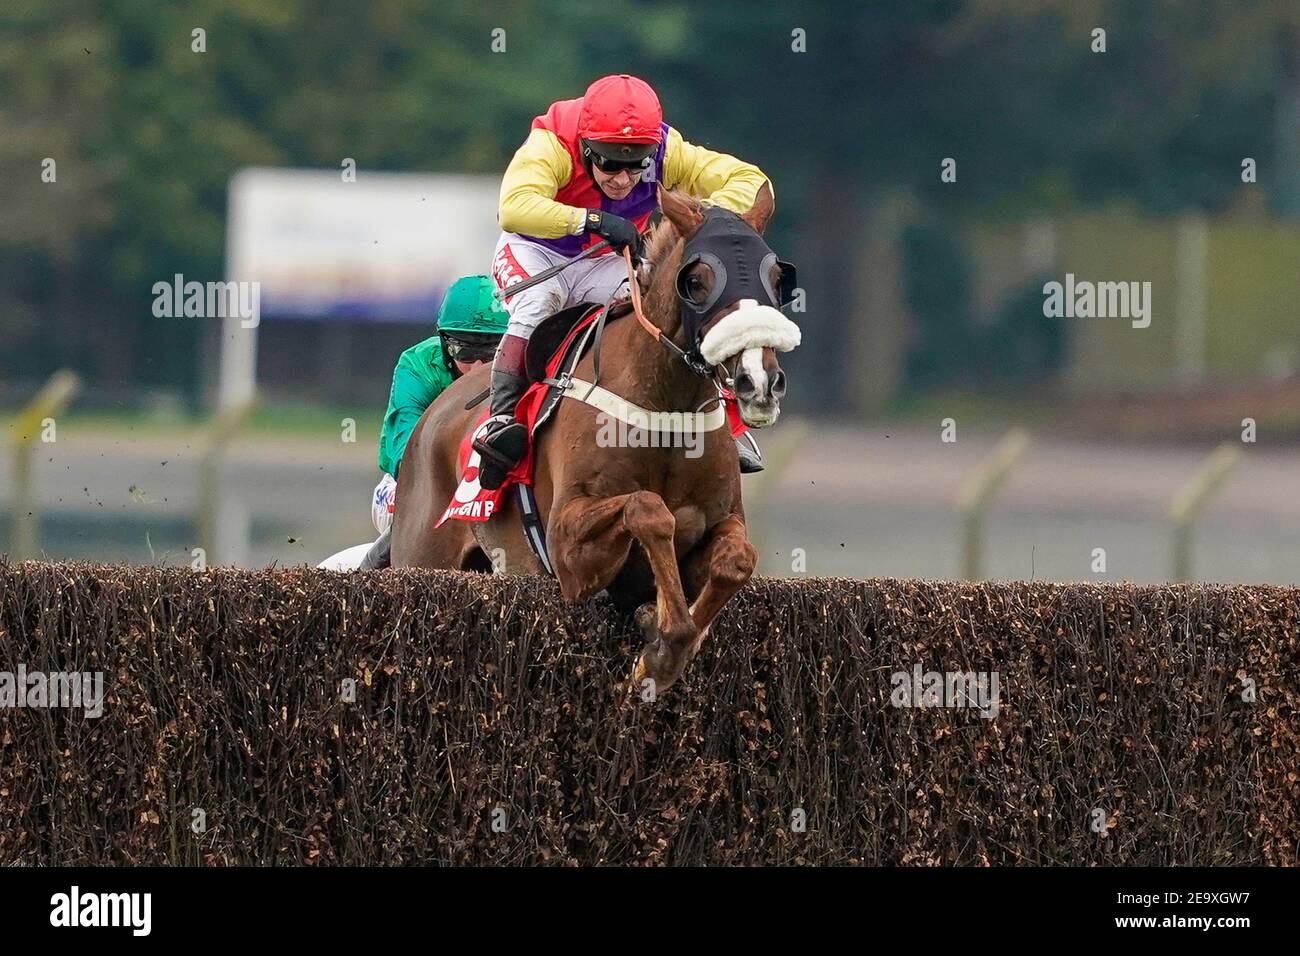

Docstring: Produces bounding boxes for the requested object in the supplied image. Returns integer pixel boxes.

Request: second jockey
[361,274,507,569]
[475,73,773,490]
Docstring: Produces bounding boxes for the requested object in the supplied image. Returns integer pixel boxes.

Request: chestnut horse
[391,186,797,691]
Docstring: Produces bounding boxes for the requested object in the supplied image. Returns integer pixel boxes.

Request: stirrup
[736,433,764,474]
[473,419,529,490]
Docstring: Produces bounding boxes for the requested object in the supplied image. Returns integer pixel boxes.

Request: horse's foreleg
[681,514,757,661]
[550,491,698,690]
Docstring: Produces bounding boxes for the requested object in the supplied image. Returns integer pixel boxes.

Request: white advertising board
[225,167,501,322]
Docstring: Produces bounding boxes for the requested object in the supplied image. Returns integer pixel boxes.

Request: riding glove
[584,209,639,253]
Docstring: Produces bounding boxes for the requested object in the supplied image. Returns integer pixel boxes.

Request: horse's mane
[605,215,684,322]
[641,214,682,270]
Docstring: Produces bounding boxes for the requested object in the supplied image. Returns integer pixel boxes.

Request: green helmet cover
[436,274,509,335]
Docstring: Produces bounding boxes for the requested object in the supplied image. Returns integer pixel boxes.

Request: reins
[621,248,741,413]
[491,236,737,409]
[574,246,733,418]
[621,247,717,380]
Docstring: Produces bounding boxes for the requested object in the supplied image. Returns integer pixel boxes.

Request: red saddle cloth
[436,308,749,527]
[434,400,541,527]
[435,310,602,527]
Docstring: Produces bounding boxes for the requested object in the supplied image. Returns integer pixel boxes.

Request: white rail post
[1169,442,1243,582]
[195,400,256,566]
[956,428,1032,581]
[7,370,80,560]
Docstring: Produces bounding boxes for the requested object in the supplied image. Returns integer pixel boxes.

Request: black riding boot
[473,334,531,490]
[736,431,764,474]
[359,527,391,570]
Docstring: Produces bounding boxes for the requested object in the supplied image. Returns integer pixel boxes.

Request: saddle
[526,301,615,383]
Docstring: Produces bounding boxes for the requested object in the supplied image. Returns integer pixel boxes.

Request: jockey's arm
[660,127,770,214]
[498,129,587,238]
[378,345,446,478]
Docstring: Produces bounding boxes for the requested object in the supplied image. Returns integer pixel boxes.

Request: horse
[391,185,797,692]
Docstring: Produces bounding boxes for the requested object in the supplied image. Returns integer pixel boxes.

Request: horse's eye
[679,264,713,304]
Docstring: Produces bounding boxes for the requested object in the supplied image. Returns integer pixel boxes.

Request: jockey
[363,274,507,569]
[475,73,772,490]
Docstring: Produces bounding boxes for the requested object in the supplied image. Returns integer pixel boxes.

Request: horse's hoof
[634,602,658,638]
[635,645,689,697]
[631,645,679,696]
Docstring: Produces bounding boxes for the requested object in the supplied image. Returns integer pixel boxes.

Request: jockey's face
[592,164,642,201]
[454,357,488,376]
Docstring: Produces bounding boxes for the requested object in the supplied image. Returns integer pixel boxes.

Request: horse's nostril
[771,370,786,397]
[734,372,754,397]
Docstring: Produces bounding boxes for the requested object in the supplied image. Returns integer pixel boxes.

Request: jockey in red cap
[477,73,772,489]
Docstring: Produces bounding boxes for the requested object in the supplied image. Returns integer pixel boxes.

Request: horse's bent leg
[550,491,697,688]
[681,514,757,660]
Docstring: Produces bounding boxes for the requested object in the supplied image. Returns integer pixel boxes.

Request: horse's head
[650,186,800,428]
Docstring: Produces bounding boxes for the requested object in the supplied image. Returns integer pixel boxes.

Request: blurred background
[2,0,1299,582]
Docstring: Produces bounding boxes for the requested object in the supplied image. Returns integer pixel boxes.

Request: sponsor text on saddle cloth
[436,307,600,526]
[436,306,748,527]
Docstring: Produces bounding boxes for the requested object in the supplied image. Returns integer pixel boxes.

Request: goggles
[589,153,651,174]
[581,139,656,174]
[442,333,499,364]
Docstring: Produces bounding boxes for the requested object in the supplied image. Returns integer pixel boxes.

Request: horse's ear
[741,181,775,235]
[658,187,704,237]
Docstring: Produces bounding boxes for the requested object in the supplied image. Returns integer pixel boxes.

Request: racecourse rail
[0,561,1296,865]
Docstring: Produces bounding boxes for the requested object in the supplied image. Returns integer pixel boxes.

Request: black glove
[584,209,639,253]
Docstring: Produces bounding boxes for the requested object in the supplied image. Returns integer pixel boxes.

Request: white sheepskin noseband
[698,299,801,366]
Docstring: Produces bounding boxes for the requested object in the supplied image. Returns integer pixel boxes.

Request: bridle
[621,248,713,377]
[619,208,797,399]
